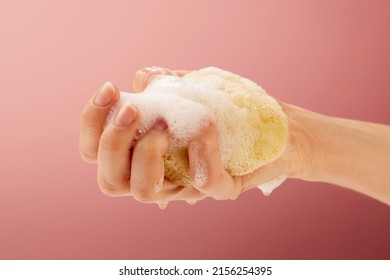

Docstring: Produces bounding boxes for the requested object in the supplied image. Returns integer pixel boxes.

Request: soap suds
[257,175,288,196]
[191,143,208,189]
[106,67,288,187]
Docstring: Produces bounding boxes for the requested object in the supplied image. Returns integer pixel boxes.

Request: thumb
[132,66,189,92]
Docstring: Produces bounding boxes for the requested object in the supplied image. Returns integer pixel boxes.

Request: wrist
[279,102,327,182]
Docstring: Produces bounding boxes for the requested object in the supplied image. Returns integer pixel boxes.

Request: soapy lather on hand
[79,66,390,207]
[110,67,288,187]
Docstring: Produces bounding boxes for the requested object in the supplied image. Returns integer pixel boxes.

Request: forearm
[285,104,390,205]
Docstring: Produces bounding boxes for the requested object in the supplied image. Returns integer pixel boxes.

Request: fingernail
[147,66,171,75]
[144,66,171,85]
[142,67,171,84]
[152,119,168,132]
[94,81,114,107]
[114,104,137,127]
[134,67,173,92]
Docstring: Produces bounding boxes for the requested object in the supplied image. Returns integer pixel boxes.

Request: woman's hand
[79,68,208,208]
[79,67,309,206]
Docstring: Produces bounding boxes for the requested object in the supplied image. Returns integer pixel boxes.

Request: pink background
[1,0,389,259]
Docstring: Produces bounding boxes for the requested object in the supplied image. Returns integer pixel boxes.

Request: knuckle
[80,104,96,127]
[198,136,218,154]
[80,103,106,141]
[97,177,123,197]
[133,189,155,203]
[203,173,241,201]
[135,137,161,155]
[135,130,169,156]
[79,149,97,163]
[130,176,157,203]
[99,131,120,152]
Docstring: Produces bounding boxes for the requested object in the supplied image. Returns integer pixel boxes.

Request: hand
[133,68,307,197]
[79,66,307,206]
[79,67,206,208]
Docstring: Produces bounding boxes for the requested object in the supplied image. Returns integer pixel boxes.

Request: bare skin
[79,67,390,206]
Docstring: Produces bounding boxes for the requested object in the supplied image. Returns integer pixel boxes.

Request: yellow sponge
[162,67,288,186]
[118,67,288,187]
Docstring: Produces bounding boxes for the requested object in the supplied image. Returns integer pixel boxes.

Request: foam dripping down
[257,175,288,196]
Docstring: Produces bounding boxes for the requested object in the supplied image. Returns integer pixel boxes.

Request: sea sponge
[116,67,288,186]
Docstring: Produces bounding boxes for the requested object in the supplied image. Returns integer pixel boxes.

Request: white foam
[190,143,208,189]
[257,175,288,196]
[119,90,209,150]
[114,75,250,164]
[105,68,287,189]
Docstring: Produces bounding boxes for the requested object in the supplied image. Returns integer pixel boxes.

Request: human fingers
[132,66,189,92]
[130,119,171,203]
[79,82,119,163]
[172,187,207,205]
[188,123,244,200]
[129,120,206,205]
[96,104,139,197]
[151,180,207,209]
